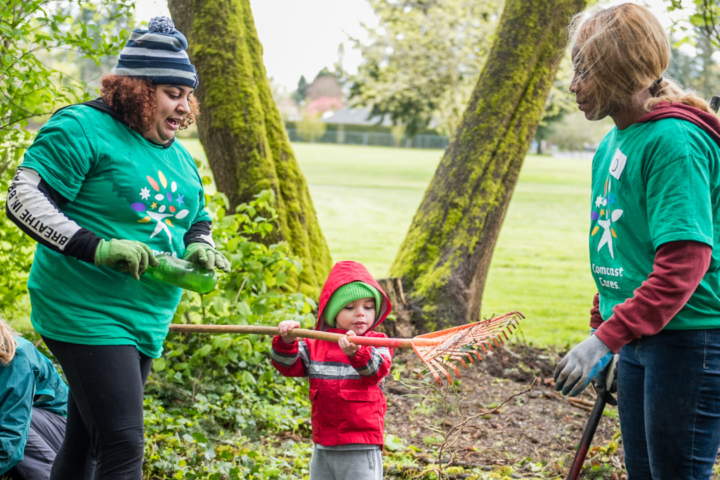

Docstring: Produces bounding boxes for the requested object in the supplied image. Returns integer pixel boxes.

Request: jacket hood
[316,261,392,332]
[637,101,720,147]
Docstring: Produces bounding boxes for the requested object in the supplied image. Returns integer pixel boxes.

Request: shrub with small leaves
[143,189,316,479]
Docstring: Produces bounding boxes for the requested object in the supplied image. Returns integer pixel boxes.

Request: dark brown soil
[272,344,720,478]
[382,345,625,479]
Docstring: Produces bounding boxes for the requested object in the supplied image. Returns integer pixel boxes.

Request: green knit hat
[324,282,382,327]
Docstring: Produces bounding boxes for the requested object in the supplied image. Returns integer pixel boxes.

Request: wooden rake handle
[168,324,415,348]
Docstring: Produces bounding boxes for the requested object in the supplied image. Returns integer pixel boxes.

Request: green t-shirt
[590,118,720,330]
[21,105,211,357]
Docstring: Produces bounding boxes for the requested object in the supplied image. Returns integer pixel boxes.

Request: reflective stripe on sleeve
[298,342,310,371]
[307,361,362,380]
[271,348,298,367]
[355,347,388,377]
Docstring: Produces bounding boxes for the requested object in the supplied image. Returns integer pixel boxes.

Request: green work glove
[183,243,231,272]
[94,239,159,280]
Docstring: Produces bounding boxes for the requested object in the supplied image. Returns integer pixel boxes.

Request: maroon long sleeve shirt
[590,240,712,353]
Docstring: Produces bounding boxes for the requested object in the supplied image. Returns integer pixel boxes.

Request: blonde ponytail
[571,3,719,118]
[646,77,715,115]
[0,317,19,366]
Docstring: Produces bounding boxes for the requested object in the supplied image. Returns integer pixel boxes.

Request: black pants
[7,408,94,480]
[42,338,152,480]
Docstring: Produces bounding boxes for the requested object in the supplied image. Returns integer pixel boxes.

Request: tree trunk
[374,277,414,338]
[168,0,332,298]
[389,0,586,332]
[537,139,546,155]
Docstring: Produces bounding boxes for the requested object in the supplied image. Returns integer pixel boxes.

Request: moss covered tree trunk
[389,0,586,331]
[168,0,332,297]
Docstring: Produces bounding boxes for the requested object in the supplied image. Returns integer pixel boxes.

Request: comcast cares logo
[130,170,189,242]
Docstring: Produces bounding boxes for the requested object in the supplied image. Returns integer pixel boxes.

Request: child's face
[334,297,376,335]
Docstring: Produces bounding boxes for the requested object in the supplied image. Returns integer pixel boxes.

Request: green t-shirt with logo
[590,118,720,330]
[21,105,211,358]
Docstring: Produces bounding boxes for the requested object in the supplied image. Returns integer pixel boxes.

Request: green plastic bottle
[145,255,218,294]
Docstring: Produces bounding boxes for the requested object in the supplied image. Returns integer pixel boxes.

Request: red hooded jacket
[271,261,393,446]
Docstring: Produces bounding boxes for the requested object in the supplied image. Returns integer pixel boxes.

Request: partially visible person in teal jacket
[0,318,87,480]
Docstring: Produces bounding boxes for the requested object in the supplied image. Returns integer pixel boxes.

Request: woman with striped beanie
[6,16,229,479]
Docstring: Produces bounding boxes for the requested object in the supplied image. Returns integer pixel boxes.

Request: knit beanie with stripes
[112,16,198,88]
[324,282,382,327]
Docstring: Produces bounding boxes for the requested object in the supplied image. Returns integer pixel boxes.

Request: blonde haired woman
[0,319,86,479]
[553,4,720,478]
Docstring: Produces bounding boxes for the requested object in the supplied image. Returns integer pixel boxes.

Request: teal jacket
[0,336,68,475]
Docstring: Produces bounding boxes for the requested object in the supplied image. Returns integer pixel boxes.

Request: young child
[271,261,393,480]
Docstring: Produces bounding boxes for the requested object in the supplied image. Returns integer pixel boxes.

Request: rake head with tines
[168,311,523,385]
[408,311,524,384]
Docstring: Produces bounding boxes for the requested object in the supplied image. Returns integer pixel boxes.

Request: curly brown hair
[100,75,199,134]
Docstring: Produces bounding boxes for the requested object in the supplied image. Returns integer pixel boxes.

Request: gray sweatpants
[8,408,65,480]
[309,445,383,480]
[7,408,94,480]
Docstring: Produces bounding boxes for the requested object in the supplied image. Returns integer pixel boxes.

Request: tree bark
[389,0,586,332]
[374,277,414,338]
[536,139,546,155]
[168,0,332,298]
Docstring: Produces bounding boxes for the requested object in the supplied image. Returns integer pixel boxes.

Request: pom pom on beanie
[148,16,176,34]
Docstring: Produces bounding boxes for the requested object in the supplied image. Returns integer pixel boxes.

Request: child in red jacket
[271,261,393,480]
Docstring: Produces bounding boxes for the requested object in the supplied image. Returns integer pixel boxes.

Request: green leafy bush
[143,189,316,479]
[1,0,132,327]
[0,157,35,327]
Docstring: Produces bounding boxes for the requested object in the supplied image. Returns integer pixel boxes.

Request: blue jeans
[618,329,720,480]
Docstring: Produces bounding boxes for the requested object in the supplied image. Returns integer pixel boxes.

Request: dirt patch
[382,345,624,479]
[272,345,720,478]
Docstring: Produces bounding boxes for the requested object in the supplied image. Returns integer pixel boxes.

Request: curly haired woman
[6,17,230,480]
[553,4,720,479]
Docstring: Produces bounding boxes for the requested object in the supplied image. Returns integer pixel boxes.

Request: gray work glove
[593,354,619,406]
[554,334,613,397]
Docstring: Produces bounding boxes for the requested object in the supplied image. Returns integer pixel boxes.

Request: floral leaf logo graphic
[590,176,623,259]
[130,170,189,242]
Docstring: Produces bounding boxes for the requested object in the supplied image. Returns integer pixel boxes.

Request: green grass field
[181,140,596,347]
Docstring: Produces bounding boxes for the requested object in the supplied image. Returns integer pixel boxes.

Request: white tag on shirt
[609,148,627,180]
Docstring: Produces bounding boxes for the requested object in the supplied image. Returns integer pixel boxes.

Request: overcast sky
[134,0,377,90]
[134,0,680,91]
